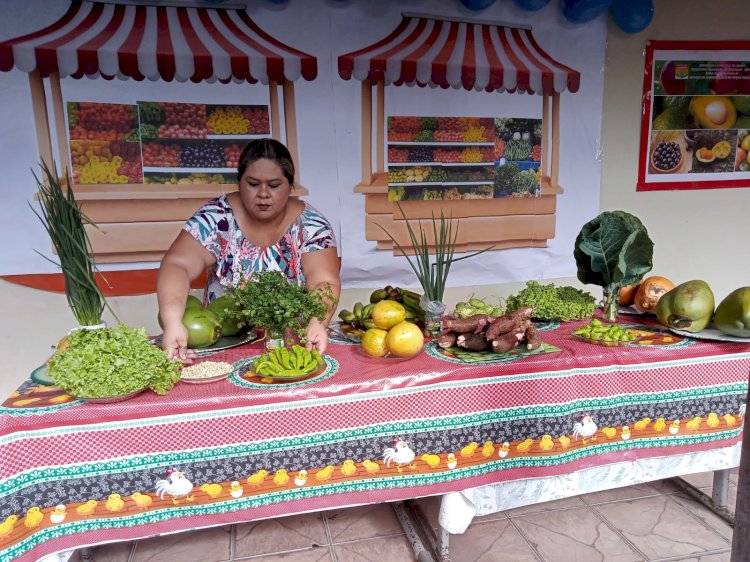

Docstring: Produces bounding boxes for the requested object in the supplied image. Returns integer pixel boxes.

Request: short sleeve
[182,197,228,261]
[300,206,337,253]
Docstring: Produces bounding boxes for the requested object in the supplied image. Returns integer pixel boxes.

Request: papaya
[656,280,715,333]
[713,287,750,337]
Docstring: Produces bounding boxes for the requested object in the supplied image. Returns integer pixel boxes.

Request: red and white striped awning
[338,14,579,94]
[0,1,317,84]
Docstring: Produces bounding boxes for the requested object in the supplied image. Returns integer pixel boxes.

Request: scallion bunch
[30,162,112,326]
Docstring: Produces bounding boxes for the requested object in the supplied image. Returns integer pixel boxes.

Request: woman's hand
[162,321,196,364]
[305,317,329,354]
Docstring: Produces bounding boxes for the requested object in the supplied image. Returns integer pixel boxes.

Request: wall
[2,0,749,399]
[600,0,750,301]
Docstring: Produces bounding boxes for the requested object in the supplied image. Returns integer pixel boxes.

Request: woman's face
[239,158,292,221]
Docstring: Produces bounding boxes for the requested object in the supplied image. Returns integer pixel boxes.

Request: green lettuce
[574,211,654,314]
[48,324,181,398]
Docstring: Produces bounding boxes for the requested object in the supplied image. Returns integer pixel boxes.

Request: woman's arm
[300,247,341,353]
[156,231,216,360]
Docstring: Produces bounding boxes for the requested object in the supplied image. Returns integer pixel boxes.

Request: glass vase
[420,295,446,338]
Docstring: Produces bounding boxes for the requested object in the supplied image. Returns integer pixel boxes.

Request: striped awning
[0,1,317,84]
[338,14,580,94]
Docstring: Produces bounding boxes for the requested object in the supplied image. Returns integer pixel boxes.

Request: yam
[457,332,490,351]
[443,314,494,334]
[491,332,521,354]
[437,332,458,349]
[524,325,542,350]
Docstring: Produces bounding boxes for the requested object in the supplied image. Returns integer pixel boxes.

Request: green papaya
[713,287,750,337]
[656,280,715,332]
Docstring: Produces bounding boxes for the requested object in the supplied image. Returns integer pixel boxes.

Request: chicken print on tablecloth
[669,420,680,435]
[362,459,380,474]
[446,453,458,469]
[247,469,268,487]
[0,515,18,538]
[155,469,194,504]
[230,481,244,498]
[76,500,98,516]
[621,426,631,440]
[383,438,416,472]
[49,505,66,524]
[573,414,598,443]
[23,507,43,529]
[498,442,510,458]
[294,470,308,486]
[200,483,223,498]
[105,494,125,513]
[130,492,153,509]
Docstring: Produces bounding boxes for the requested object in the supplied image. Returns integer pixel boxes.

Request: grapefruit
[361,328,389,358]
[385,321,424,357]
[371,300,406,330]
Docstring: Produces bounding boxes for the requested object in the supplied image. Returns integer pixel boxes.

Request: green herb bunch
[506,281,596,321]
[228,271,336,342]
[30,162,113,326]
[377,203,493,303]
[48,324,181,397]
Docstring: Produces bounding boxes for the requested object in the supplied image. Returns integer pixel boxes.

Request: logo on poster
[675,63,689,80]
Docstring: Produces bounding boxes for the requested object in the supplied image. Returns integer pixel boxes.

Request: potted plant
[227,271,336,350]
[377,204,493,337]
[30,161,114,330]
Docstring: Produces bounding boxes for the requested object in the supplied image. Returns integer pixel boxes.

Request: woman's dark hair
[237,138,295,186]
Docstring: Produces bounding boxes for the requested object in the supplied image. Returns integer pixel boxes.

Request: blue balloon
[460,0,498,10]
[610,0,654,33]
[562,0,614,23]
[514,0,551,10]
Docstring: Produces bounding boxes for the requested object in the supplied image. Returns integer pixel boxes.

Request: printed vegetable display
[48,324,181,398]
[67,102,139,142]
[70,140,142,184]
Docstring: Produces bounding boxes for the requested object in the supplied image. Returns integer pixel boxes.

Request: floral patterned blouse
[183,195,337,302]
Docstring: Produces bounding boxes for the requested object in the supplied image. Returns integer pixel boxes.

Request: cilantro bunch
[48,324,181,398]
[227,271,335,342]
[506,281,596,321]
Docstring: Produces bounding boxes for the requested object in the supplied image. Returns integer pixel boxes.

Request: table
[1,319,748,562]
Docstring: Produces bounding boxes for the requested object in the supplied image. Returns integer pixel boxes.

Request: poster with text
[638,41,750,191]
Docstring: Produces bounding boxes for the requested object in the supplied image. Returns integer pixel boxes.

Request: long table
[1,319,748,562]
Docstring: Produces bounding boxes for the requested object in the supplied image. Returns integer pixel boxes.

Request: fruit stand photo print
[638,41,750,191]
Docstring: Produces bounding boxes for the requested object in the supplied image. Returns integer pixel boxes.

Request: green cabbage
[574,211,654,311]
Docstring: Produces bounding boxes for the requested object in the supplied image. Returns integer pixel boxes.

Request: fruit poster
[638,41,750,191]
[66,101,270,186]
[387,116,542,202]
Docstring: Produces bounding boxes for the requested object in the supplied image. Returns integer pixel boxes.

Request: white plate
[669,326,750,343]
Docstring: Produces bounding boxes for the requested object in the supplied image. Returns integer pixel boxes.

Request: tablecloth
[1,319,748,561]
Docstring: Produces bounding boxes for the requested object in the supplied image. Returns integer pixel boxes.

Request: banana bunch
[338,286,425,329]
[253,344,324,377]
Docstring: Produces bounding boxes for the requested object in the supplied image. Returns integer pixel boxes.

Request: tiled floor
[70,470,739,562]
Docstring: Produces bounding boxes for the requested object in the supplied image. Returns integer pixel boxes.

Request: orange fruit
[371,300,406,330]
[361,328,389,357]
[385,321,424,357]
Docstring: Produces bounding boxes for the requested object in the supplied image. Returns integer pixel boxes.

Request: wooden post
[376,80,385,174]
[541,93,550,180]
[48,73,71,180]
[28,70,54,172]
[361,79,373,186]
[268,80,281,141]
[550,92,561,188]
[730,390,750,561]
[282,79,300,184]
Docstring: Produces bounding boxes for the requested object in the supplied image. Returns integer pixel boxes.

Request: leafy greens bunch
[506,281,596,321]
[574,210,654,322]
[48,324,181,398]
[228,271,336,342]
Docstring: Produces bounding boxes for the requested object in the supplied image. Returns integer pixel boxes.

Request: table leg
[712,468,731,508]
[392,501,436,562]
[437,525,451,562]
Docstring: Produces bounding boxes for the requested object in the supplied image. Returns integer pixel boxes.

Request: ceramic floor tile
[70,541,133,561]
[333,535,414,561]
[651,478,683,494]
[678,472,716,489]
[580,483,662,505]
[506,495,586,517]
[664,550,731,561]
[131,525,231,562]
[594,496,727,560]
[413,495,441,532]
[512,506,642,562]
[234,512,328,559]
[325,504,404,543]
[669,493,734,542]
[446,518,538,562]
[235,545,333,561]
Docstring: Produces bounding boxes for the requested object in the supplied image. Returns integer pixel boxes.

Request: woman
[157,139,340,361]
